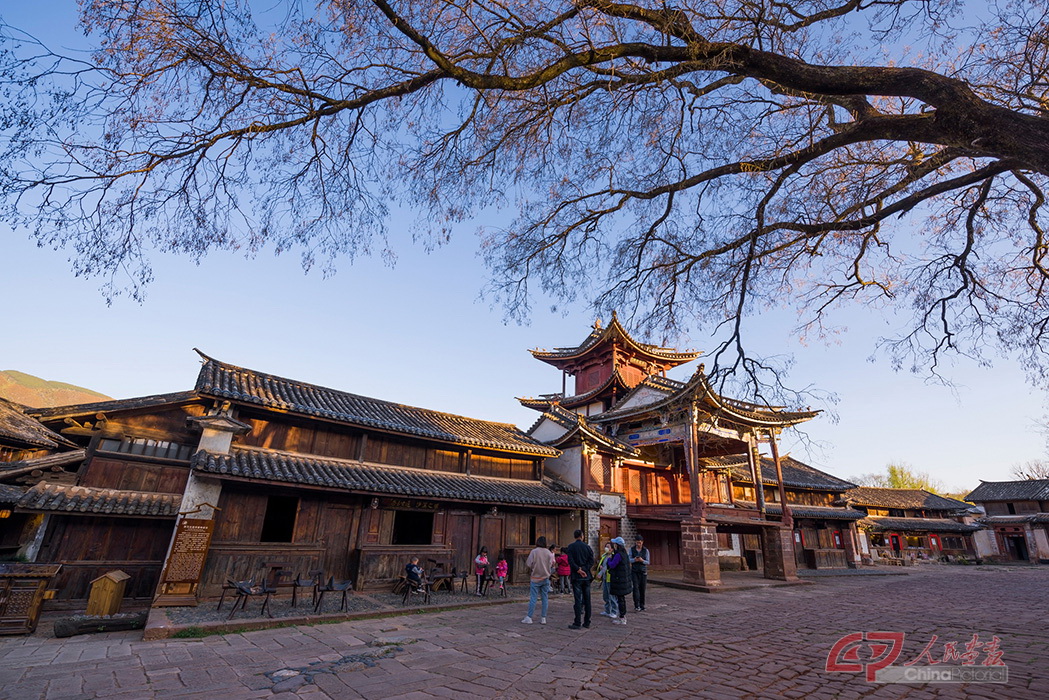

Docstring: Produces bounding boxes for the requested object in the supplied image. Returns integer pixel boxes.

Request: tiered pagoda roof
[592,365,819,429]
[524,405,638,457]
[518,368,636,412]
[529,312,700,371]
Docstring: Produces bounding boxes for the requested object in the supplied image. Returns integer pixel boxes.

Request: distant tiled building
[710,455,864,569]
[966,480,1049,563]
[844,487,981,561]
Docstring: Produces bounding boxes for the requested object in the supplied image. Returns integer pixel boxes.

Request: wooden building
[844,487,981,562]
[966,480,1049,563]
[520,314,846,587]
[1,354,598,604]
[705,454,864,570]
[0,398,82,562]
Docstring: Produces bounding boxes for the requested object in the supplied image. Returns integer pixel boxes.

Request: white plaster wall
[1032,527,1049,560]
[529,417,569,443]
[545,446,582,489]
[613,386,672,411]
[972,529,999,558]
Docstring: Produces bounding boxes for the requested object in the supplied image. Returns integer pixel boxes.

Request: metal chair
[223,578,274,620]
[313,576,353,613]
[401,575,431,605]
[291,570,323,608]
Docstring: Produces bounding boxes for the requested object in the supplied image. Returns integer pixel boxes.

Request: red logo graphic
[826,632,906,682]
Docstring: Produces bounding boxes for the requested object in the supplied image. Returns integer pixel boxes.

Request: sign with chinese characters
[382,498,439,511]
[153,518,215,607]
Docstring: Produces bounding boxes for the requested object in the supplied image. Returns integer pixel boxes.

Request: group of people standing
[521,530,650,629]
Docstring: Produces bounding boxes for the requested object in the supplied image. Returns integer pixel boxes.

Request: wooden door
[793,530,807,568]
[447,513,475,574]
[890,534,902,554]
[480,516,505,561]
[318,503,358,579]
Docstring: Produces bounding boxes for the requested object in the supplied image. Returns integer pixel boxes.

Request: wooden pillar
[465,449,472,476]
[768,431,792,529]
[746,434,765,514]
[686,403,706,521]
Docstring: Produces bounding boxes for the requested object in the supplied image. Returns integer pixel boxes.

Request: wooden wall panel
[41,515,174,600]
[431,449,462,473]
[79,457,190,494]
[213,490,267,542]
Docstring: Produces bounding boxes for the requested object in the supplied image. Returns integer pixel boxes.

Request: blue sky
[2,3,1046,493]
[4,225,1045,493]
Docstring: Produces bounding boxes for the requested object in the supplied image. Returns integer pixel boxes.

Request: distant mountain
[0,370,112,408]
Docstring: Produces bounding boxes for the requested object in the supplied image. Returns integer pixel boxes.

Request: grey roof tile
[845,487,973,511]
[17,482,181,517]
[193,448,600,510]
[966,479,1049,502]
[195,356,558,457]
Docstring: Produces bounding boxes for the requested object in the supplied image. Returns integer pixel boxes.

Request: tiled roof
[591,365,818,427]
[0,398,75,449]
[530,313,701,366]
[193,448,601,510]
[845,487,972,512]
[858,516,982,534]
[711,454,855,491]
[980,514,1049,525]
[17,482,182,518]
[0,449,87,482]
[518,370,635,412]
[526,406,638,457]
[0,483,26,503]
[195,355,558,457]
[966,479,1049,503]
[28,391,200,420]
[734,501,865,521]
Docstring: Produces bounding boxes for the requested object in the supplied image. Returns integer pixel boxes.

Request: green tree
[3,1,1049,394]
[851,462,946,493]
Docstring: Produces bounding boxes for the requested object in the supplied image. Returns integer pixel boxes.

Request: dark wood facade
[1,356,596,605]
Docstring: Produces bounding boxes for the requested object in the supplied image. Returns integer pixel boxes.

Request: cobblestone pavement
[1,566,1046,699]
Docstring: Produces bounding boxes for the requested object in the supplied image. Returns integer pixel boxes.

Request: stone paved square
[1,567,1046,698]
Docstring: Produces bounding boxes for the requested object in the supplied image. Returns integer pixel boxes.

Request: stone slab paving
[1,566,1046,698]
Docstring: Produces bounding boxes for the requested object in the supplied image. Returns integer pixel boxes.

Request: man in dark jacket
[629,536,650,611]
[565,529,595,629]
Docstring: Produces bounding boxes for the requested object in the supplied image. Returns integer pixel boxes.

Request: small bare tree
[3,1,1049,400]
[1010,459,1049,480]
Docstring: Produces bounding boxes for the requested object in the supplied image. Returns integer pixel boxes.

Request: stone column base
[761,526,799,581]
[681,519,721,587]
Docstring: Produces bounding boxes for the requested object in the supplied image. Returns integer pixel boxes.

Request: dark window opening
[392,510,434,545]
[1007,502,1016,514]
[260,496,298,542]
[528,516,537,546]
